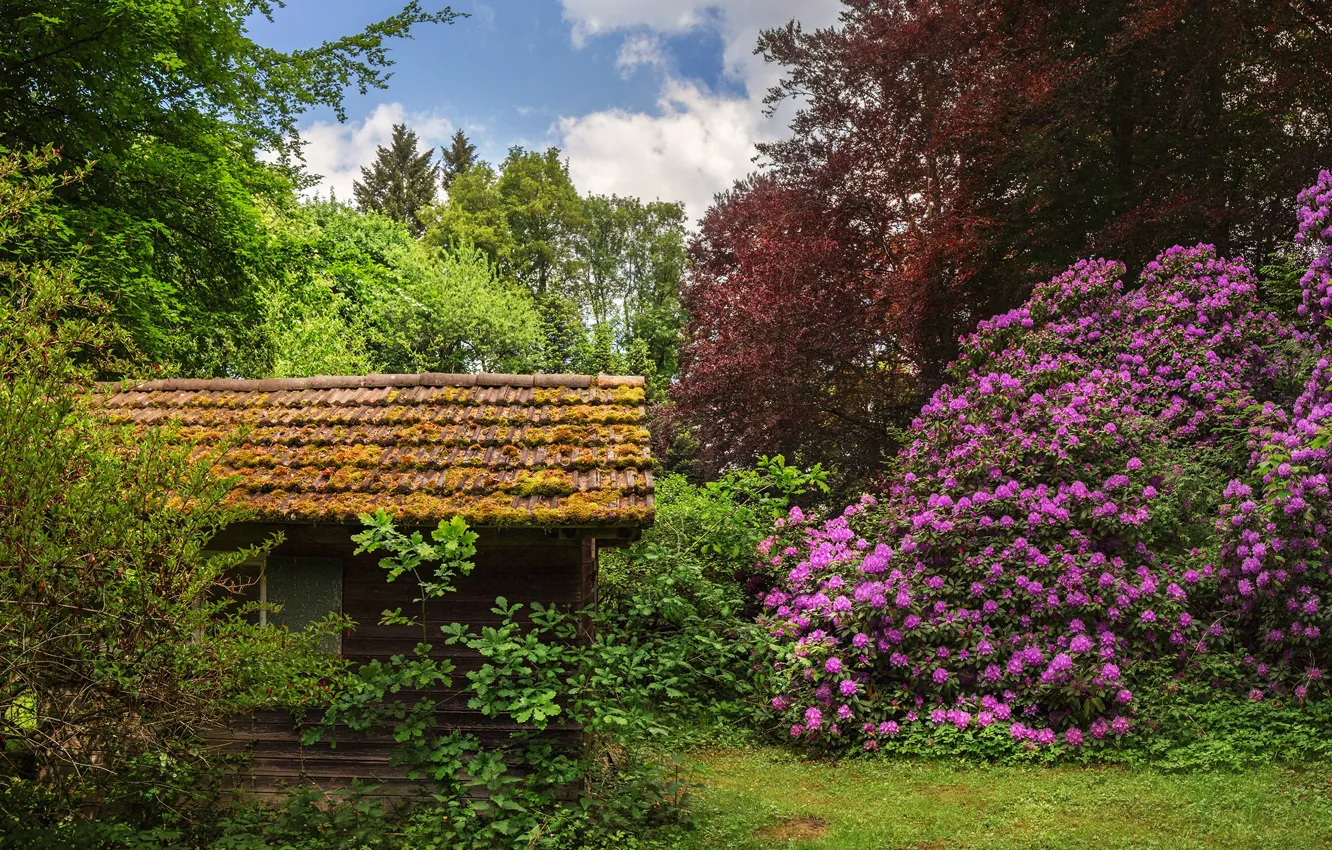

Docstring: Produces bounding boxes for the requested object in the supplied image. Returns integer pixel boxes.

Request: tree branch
[1,22,117,77]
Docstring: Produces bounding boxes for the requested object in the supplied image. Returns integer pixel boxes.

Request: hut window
[225,554,343,655]
[264,557,343,655]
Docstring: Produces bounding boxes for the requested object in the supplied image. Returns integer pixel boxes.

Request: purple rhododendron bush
[757,174,1332,755]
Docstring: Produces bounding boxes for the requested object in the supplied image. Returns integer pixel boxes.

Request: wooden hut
[99,372,653,793]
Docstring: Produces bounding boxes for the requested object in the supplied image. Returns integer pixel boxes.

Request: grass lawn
[658,747,1332,850]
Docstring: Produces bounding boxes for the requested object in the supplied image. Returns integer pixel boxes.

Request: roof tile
[99,373,651,526]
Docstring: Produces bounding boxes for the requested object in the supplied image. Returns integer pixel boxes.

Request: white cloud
[468,1,497,32]
[297,103,455,201]
[562,1,709,47]
[292,3,843,223]
[562,0,838,90]
[557,0,842,225]
[560,80,762,222]
[614,33,667,78]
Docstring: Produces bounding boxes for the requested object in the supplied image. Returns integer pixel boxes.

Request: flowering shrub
[1214,169,1332,704]
[1296,170,1332,325]
[757,176,1332,752]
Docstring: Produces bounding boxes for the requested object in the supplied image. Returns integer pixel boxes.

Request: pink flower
[756,201,1332,761]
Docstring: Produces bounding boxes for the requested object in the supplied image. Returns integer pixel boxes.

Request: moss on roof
[100,373,653,526]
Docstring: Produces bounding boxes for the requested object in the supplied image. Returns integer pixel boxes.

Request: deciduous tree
[676,0,1332,481]
[0,148,341,792]
[0,0,457,374]
[424,160,516,265]
[677,176,918,478]
[364,241,541,374]
[496,147,584,297]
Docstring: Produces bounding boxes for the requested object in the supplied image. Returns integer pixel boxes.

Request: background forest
[0,0,686,398]
[4,1,1332,849]
[3,1,1329,493]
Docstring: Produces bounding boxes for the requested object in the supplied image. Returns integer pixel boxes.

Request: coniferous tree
[440,129,477,190]
[353,123,438,236]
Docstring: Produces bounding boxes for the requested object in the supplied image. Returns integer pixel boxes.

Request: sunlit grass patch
[656,747,1332,850]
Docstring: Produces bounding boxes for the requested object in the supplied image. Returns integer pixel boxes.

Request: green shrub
[0,148,342,815]
[597,458,829,738]
[292,511,695,849]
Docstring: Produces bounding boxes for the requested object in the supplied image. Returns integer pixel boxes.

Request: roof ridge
[98,372,646,393]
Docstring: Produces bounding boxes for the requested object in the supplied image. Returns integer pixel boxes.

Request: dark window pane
[210,554,263,626]
[267,557,343,654]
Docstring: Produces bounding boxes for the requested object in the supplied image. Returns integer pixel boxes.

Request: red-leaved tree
[675,176,920,477]
[674,0,1332,481]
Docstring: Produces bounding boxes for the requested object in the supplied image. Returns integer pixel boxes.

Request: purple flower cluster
[758,178,1332,751]
[1296,170,1332,324]
[1211,171,1332,699]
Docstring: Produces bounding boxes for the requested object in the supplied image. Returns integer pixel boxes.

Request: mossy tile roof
[99,373,654,526]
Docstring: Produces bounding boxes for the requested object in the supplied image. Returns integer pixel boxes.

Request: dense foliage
[258,200,546,377]
[286,511,701,849]
[427,148,687,396]
[675,0,1332,481]
[0,2,685,388]
[598,458,830,740]
[0,149,340,797]
[756,176,1332,753]
[255,189,679,384]
[676,176,918,478]
[0,0,458,375]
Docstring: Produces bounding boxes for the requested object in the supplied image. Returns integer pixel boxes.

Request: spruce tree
[440,129,477,190]
[353,123,438,236]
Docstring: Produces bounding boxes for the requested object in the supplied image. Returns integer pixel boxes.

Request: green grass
[650,747,1332,850]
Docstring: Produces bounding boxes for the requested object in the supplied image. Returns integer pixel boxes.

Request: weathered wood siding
[210,523,589,795]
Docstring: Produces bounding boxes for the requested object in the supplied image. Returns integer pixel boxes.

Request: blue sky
[247,0,841,223]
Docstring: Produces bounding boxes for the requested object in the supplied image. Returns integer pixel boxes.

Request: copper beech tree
[675,0,1332,480]
[675,176,919,480]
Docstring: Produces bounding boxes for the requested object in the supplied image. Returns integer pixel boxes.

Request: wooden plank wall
[211,524,588,796]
